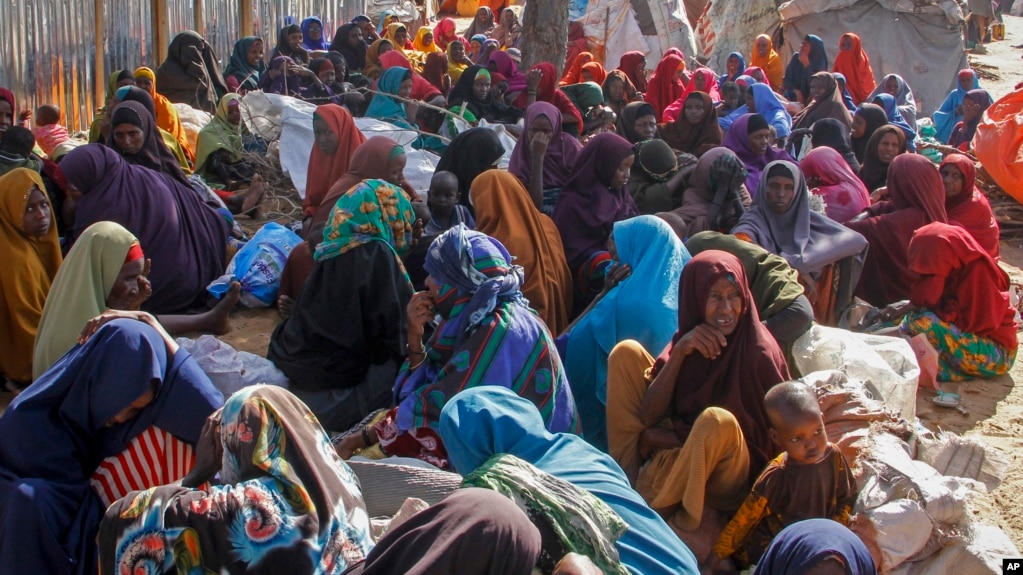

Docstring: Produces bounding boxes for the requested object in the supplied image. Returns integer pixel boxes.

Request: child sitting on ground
[31,104,71,157]
[424,170,474,235]
[0,126,42,175]
[712,381,858,569]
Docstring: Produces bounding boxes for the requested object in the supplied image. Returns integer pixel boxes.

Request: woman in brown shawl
[857,124,907,193]
[155,31,228,113]
[659,147,751,240]
[789,72,852,152]
[660,92,723,157]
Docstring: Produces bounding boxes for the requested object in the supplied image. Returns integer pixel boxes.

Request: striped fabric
[89,426,198,507]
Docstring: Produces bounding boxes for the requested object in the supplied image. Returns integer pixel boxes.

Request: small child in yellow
[713,381,857,568]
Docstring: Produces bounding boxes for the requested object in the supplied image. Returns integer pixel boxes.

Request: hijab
[832,33,876,103]
[833,72,857,111]
[749,35,784,90]
[301,16,329,51]
[423,51,449,92]
[273,24,310,63]
[435,127,506,208]
[800,146,870,223]
[463,6,496,37]
[106,99,190,186]
[719,52,746,84]
[721,113,796,196]
[749,83,792,138]
[384,22,411,53]
[857,124,906,192]
[552,132,639,271]
[562,82,605,117]
[222,37,267,91]
[313,178,415,263]
[659,91,723,157]
[792,72,853,130]
[330,23,368,71]
[602,70,638,114]
[302,104,366,218]
[670,68,720,116]
[581,62,608,86]
[364,67,411,121]
[732,160,868,274]
[562,52,596,86]
[509,101,583,190]
[364,38,393,79]
[433,17,464,51]
[155,31,228,112]
[448,65,522,124]
[866,74,917,130]
[0,169,61,384]
[872,92,917,147]
[413,26,441,53]
[513,62,584,128]
[948,89,992,148]
[618,51,648,92]
[934,68,980,142]
[470,170,574,336]
[850,102,888,163]
[645,53,686,120]
[488,50,528,94]
[194,93,246,175]
[617,102,660,143]
[757,519,877,575]
[940,154,1000,259]
[810,117,859,172]
[665,146,752,238]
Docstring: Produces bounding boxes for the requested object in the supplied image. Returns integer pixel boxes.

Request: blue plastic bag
[208,222,303,307]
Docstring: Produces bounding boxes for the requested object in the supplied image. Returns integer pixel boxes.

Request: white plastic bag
[176,335,289,398]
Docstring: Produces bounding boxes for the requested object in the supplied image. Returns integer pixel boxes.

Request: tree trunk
[521,0,570,76]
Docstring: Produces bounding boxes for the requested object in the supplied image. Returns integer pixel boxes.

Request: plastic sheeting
[974,88,1023,203]
[698,0,780,73]
[576,0,652,72]
[572,0,697,68]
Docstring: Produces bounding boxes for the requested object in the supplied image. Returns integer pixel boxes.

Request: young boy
[424,171,474,235]
[0,126,42,174]
[31,104,71,157]
[712,381,857,568]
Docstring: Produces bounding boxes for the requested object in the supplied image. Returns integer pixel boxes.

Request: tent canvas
[572,0,698,71]
[698,0,780,73]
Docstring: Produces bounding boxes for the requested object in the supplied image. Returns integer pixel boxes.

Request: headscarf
[561,51,596,86]
[509,101,582,191]
[846,154,948,306]
[749,83,792,138]
[364,67,411,122]
[948,89,992,149]
[850,102,888,163]
[940,154,1000,259]
[133,66,192,159]
[719,52,746,85]
[272,24,309,63]
[488,50,528,93]
[97,386,372,575]
[833,72,858,111]
[491,8,521,49]
[448,65,523,124]
[664,147,752,238]
[470,170,574,335]
[665,249,790,475]
[0,169,61,384]
[749,34,784,90]
[792,72,853,131]
[384,22,411,52]
[782,35,827,103]
[329,23,367,71]
[194,93,246,176]
[565,216,691,449]
[580,61,608,86]
[663,68,720,122]
[908,222,1016,350]
[435,127,506,208]
[513,62,584,128]
[659,92,723,157]
[933,68,980,143]
[618,51,648,92]
[463,6,496,38]
[866,73,918,130]
[857,124,907,192]
[301,16,330,51]
[377,10,397,34]
[552,132,639,272]
[617,102,660,143]
[377,51,442,102]
[562,82,605,117]
[645,53,686,120]
[832,33,876,103]
[364,38,393,79]
[732,160,868,275]
[423,51,449,93]
[390,226,576,439]
[258,55,303,96]
[433,17,464,51]
[445,40,469,83]
[314,178,415,263]
[800,146,870,223]
[60,146,229,315]
[106,100,190,186]
[805,35,829,71]
[757,519,877,575]
[222,36,267,91]
[810,117,859,172]
[413,26,441,53]
[155,30,228,112]
[721,113,796,196]
[872,92,918,148]
[302,104,366,218]
[602,70,638,114]
[439,387,701,575]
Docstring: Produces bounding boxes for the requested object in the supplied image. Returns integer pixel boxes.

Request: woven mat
[348,460,462,518]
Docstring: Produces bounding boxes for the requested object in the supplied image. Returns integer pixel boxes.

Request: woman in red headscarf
[618,51,648,93]
[644,52,687,120]
[300,104,366,219]
[832,33,876,104]
[514,62,584,135]
[939,154,999,259]
[561,51,595,86]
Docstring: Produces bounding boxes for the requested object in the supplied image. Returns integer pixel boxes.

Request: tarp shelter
[571,0,698,71]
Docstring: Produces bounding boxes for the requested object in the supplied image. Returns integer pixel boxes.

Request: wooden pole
[193,0,206,37]
[153,0,170,64]
[240,0,254,36]
[94,0,104,111]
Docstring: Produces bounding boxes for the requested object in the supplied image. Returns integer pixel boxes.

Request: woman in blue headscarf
[439,386,701,575]
[560,215,691,450]
[746,83,792,141]
[783,35,828,105]
[932,68,980,144]
[719,52,746,85]
[0,317,222,575]
[871,92,917,151]
[336,226,578,469]
[300,16,330,51]
[364,67,444,151]
[832,72,857,111]
[755,519,877,574]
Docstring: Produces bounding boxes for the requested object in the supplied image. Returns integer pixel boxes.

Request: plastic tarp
[698,0,780,72]
[974,88,1023,203]
[574,0,697,68]
[778,0,968,115]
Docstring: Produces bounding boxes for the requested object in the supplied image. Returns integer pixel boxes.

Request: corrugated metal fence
[0,0,366,132]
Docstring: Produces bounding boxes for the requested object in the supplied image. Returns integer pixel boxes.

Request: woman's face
[884,76,899,96]
[633,114,658,141]
[104,387,156,428]
[116,77,136,89]
[765,173,796,214]
[226,104,242,124]
[106,257,145,309]
[422,32,434,46]
[959,73,974,91]
[348,27,364,48]
[756,37,770,57]
[877,132,901,163]
[529,114,554,140]
[684,97,706,125]
[501,9,515,26]
[850,114,867,138]
[312,116,339,155]
[135,76,153,92]
[962,97,982,122]
[940,164,965,199]
[704,276,742,336]
[450,41,465,60]
[473,74,492,100]
[398,78,413,99]
[378,41,393,56]
[749,128,772,156]
[727,56,740,75]
[839,35,853,51]
[113,123,145,155]
[395,28,408,46]
[0,99,12,136]
[307,22,322,41]
[809,76,827,101]
[694,73,706,91]
[492,81,508,99]
[477,8,489,23]
[425,274,443,302]
[288,31,304,51]
[610,155,634,189]
[799,39,811,58]
[581,70,595,83]
[745,91,757,112]
[21,186,52,237]
[634,59,647,80]
[608,78,625,102]
[318,68,336,85]
[750,69,765,83]
[386,153,407,185]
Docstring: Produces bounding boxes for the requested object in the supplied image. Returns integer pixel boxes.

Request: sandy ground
[3,11,1022,548]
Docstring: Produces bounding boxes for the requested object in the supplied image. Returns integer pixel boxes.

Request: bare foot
[238,174,265,217]
[277,294,294,319]
[206,281,241,335]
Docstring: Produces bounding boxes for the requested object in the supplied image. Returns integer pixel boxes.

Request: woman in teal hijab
[365,67,444,152]
[439,386,700,575]
[560,215,690,450]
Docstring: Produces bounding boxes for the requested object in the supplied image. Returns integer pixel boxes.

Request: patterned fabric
[901,311,1016,381]
[98,386,373,575]
[90,426,200,508]
[463,454,629,575]
[314,179,415,263]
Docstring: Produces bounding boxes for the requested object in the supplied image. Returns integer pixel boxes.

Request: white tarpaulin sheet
[577,0,651,72]
[700,0,780,73]
[780,0,968,114]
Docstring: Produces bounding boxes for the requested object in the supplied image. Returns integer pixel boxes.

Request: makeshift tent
[571,0,698,71]
[975,88,1023,204]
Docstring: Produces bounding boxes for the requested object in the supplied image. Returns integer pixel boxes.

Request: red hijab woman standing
[645,52,686,121]
[832,33,876,104]
[940,154,999,259]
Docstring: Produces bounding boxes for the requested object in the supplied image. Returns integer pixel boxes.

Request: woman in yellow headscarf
[364,38,393,80]
[134,67,195,161]
[385,22,426,71]
[88,70,135,143]
[446,39,472,84]
[413,27,442,54]
[750,34,784,92]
